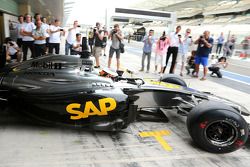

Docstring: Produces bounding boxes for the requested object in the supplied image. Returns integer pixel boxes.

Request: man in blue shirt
[194,31,213,80]
[139,29,155,73]
[216,32,224,55]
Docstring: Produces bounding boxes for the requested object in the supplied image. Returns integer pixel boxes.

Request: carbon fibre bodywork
[0,55,249,132]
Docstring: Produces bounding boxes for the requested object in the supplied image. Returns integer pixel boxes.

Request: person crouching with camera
[193,31,213,81]
[5,37,21,63]
[108,24,123,70]
[71,33,82,55]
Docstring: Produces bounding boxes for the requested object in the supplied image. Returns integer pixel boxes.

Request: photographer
[71,33,82,55]
[5,37,21,63]
[139,29,155,73]
[93,22,104,68]
[155,31,170,75]
[108,24,123,70]
[163,25,181,74]
[193,31,213,80]
[178,28,193,76]
[48,19,65,54]
[65,20,80,55]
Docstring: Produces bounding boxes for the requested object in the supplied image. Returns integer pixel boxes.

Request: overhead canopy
[107,8,176,31]
[131,0,250,19]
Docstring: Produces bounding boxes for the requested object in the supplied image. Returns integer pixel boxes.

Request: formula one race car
[0,54,249,154]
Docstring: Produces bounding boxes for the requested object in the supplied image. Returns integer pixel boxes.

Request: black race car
[0,54,249,154]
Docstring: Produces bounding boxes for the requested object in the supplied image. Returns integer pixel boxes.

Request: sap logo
[66,98,117,120]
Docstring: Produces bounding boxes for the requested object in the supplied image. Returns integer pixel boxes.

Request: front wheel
[187,101,249,153]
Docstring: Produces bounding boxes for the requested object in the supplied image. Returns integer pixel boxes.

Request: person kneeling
[71,33,82,55]
[208,57,228,78]
[5,37,21,63]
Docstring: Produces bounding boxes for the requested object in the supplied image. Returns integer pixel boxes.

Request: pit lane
[0,40,250,167]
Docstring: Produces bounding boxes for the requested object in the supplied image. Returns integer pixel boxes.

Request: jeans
[141,51,151,71]
[65,40,72,55]
[216,44,223,54]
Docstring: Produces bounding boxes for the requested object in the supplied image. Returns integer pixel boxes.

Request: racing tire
[161,74,187,87]
[187,101,249,153]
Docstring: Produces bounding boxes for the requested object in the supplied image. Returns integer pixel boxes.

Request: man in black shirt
[92,22,104,68]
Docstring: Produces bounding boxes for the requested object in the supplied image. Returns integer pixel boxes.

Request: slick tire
[187,101,249,153]
[161,74,187,87]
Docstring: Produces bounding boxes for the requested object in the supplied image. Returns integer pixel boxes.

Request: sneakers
[139,69,144,72]
[146,70,149,73]
[94,66,100,68]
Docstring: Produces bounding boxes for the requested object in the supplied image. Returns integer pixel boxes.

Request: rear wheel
[161,74,187,87]
[187,101,249,153]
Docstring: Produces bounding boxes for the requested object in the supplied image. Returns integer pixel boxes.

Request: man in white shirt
[16,15,24,48]
[48,19,65,54]
[163,25,181,74]
[71,33,82,55]
[65,20,80,55]
[178,28,193,76]
[20,14,36,61]
[32,20,46,57]
[42,17,50,54]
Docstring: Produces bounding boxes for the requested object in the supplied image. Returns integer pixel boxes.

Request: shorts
[155,54,166,67]
[93,46,103,58]
[195,56,209,66]
[109,46,120,59]
[177,53,188,63]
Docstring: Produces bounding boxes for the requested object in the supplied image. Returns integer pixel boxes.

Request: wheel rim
[204,120,238,147]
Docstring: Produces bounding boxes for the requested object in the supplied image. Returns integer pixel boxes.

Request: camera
[8,42,14,46]
[112,29,117,35]
[60,29,64,31]
[160,36,166,41]
[178,34,181,38]
[200,35,204,39]
[77,25,81,28]
[189,36,192,38]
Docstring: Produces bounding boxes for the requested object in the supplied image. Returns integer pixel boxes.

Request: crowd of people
[4,13,124,71]
[137,25,246,80]
[140,26,210,80]
[5,13,65,63]
[4,13,249,80]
